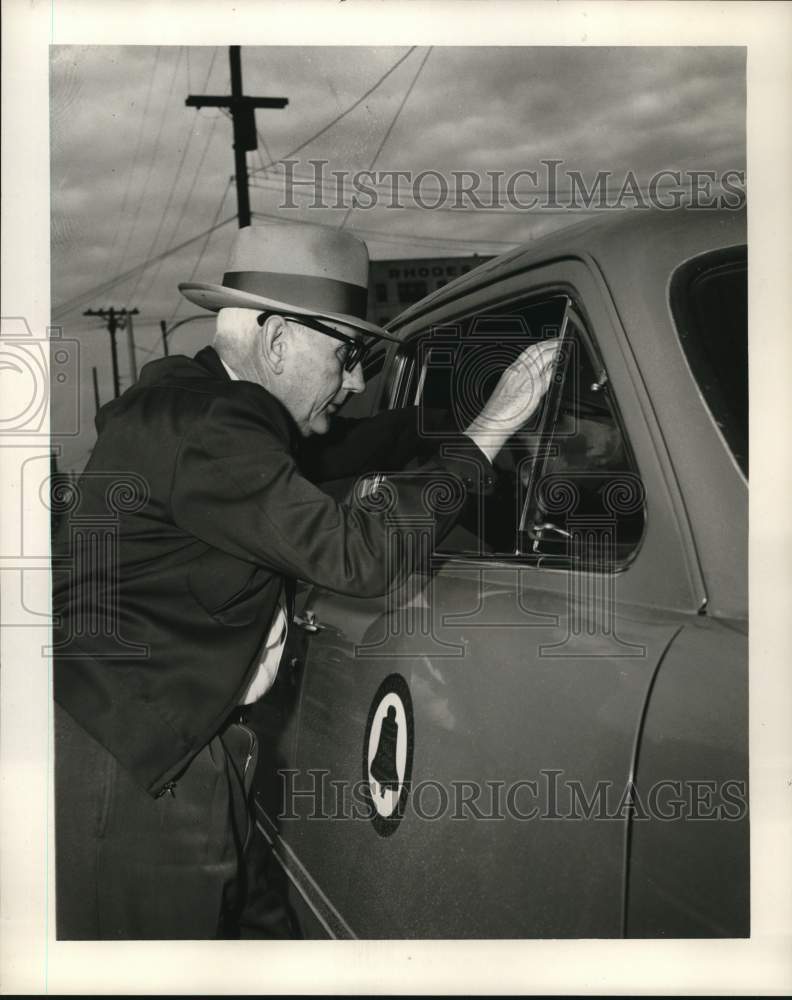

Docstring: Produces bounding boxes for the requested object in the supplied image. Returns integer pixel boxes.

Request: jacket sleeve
[170,395,497,598]
[297,406,457,483]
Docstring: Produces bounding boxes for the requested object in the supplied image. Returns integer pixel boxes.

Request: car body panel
[249,207,748,938]
[627,614,749,936]
[255,571,688,938]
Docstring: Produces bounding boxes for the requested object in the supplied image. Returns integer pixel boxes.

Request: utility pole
[159,314,214,358]
[125,311,138,382]
[83,307,139,398]
[91,366,101,417]
[186,46,288,227]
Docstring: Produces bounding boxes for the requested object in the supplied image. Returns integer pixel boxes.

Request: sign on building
[367,255,493,327]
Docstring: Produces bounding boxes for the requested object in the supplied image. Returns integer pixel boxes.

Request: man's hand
[464,338,563,463]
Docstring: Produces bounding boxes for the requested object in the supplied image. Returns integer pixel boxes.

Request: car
[247,205,748,939]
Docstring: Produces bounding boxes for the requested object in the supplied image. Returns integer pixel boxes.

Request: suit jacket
[53,346,496,796]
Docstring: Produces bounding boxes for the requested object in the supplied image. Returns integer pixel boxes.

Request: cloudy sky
[50,44,745,470]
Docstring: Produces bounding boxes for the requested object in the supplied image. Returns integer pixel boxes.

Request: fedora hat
[179,220,399,341]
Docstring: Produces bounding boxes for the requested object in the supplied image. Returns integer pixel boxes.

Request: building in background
[366,255,493,327]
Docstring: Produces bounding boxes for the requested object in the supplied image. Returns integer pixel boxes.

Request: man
[53,220,559,939]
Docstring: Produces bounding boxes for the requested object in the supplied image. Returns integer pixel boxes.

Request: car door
[251,259,708,939]
[621,245,749,937]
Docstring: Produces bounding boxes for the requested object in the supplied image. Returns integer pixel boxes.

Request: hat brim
[178,282,400,342]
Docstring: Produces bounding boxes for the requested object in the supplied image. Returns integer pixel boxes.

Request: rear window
[670,247,748,477]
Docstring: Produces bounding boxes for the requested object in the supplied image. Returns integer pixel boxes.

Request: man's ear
[258,314,289,374]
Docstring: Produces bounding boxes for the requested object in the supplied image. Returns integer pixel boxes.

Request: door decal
[363,674,414,837]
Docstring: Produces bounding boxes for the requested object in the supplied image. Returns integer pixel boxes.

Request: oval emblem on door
[362,674,414,837]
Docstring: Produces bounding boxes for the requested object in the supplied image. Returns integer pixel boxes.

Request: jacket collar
[194,345,231,380]
[194,345,301,451]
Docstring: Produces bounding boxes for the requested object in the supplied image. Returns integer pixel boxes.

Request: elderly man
[53,221,559,939]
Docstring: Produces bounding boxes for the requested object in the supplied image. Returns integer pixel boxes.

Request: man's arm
[171,338,560,596]
[170,395,495,598]
[298,337,562,479]
[296,406,457,485]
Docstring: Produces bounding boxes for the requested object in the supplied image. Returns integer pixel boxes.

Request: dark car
[249,206,748,939]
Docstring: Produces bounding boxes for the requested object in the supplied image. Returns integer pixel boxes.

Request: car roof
[390,206,747,330]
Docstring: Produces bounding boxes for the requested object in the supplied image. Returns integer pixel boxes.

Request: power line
[186,177,234,282]
[249,173,628,218]
[151,105,223,274]
[82,49,225,329]
[131,149,196,305]
[248,47,417,176]
[256,127,276,173]
[114,47,185,291]
[163,177,234,326]
[255,145,269,178]
[251,161,690,213]
[52,211,237,320]
[250,209,519,251]
[251,202,520,249]
[202,47,219,91]
[145,50,224,298]
[244,52,276,170]
[248,173,529,248]
[99,47,162,287]
[340,47,432,229]
[134,339,167,360]
[132,51,205,305]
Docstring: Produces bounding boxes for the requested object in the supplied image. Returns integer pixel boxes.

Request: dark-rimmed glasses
[257,311,372,372]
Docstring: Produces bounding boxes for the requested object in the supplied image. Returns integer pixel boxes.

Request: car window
[393,296,645,569]
[670,248,748,477]
[518,314,645,569]
[393,296,567,557]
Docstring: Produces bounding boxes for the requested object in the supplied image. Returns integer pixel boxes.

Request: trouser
[54,702,259,940]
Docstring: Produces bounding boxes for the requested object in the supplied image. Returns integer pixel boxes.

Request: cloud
[50,44,746,471]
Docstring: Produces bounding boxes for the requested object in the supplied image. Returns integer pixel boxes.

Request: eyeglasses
[257,311,372,372]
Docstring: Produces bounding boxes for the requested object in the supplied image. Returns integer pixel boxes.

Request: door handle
[293,610,327,633]
[528,521,572,553]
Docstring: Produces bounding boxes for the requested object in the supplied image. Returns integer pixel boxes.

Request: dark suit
[52,345,495,937]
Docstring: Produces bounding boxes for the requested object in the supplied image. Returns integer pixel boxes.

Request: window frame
[387,285,647,572]
[516,303,647,571]
[669,245,748,481]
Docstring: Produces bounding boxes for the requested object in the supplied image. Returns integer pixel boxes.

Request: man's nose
[342,362,366,394]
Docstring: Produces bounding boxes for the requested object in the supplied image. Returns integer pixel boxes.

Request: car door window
[670,248,748,477]
[518,312,645,569]
[393,296,567,556]
[394,295,645,569]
